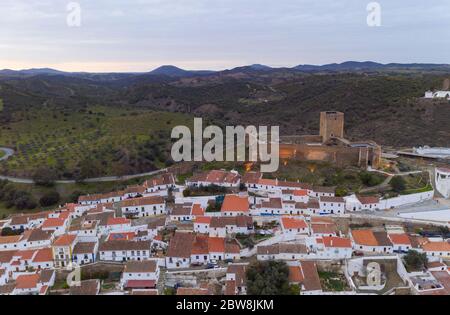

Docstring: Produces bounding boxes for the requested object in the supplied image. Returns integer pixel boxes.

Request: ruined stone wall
[279,143,381,168]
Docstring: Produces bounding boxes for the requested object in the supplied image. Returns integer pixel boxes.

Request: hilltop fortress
[280,111,382,168]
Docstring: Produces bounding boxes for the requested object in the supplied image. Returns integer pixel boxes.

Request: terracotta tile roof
[166,232,195,258]
[320,196,345,203]
[32,248,53,263]
[194,216,212,225]
[191,204,204,216]
[208,237,225,253]
[42,218,65,229]
[25,229,53,242]
[39,269,55,284]
[373,231,393,247]
[307,199,320,209]
[351,230,378,246]
[260,198,283,209]
[0,235,22,244]
[15,273,40,289]
[311,223,337,235]
[210,216,252,228]
[288,265,304,283]
[293,189,308,196]
[281,217,308,230]
[299,261,322,292]
[322,236,352,248]
[225,239,241,254]
[144,173,175,188]
[221,195,249,212]
[106,217,131,226]
[9,215,29,226]
[125,260,157,273]
[422,241,450,252]
[437,167,450,174]
[226,264,248,287]
[0,251,16,264]
[189,170,240,185]
[73,242,97,255]
[388,233,412,245]
[191,235,209,255]
[257,243,307,255]
[357,196,380,204]
[53,234,77,247]
[257,178,278,186]
[171,203,192,216]
[15,249,37,260]
[121,196,165,207]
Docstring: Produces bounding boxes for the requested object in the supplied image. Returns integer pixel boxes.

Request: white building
[99,240,152,262]
[435,167,450,199]
[120,260,160,290]
[121,196,166,218]
[424,90,450,99]
[319,196,345,214]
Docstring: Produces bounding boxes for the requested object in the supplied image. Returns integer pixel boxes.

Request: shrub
[39,191,60,207]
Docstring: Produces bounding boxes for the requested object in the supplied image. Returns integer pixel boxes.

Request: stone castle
[280,111,381,168]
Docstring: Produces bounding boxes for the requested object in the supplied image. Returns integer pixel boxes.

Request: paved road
[0,167,167,184]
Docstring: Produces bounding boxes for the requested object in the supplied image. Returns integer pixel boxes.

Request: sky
[0,0,449,72]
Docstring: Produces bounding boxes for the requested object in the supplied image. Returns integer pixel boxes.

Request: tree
[390,176,406,193]
[359,171,384,187]
[183,188,191,197]
[403,250,428,271]
[32,167,57,186]
[39,191,60,207]
[246,261,291,295]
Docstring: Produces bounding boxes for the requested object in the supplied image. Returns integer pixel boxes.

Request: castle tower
[319,111,344,143]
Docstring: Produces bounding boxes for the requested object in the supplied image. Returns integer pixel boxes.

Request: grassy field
[0,106,193,179]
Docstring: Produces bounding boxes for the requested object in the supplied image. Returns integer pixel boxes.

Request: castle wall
[280,144,381,168]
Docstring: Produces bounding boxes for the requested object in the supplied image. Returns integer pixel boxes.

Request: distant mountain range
[1,61,450,78]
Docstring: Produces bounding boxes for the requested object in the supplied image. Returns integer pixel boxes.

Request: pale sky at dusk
[1,0,449,72]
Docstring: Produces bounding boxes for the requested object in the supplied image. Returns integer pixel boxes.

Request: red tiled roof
[322,236,352,248]
[221,195,249,212]
[357,196,380,204]
[195,216,211,225]
[293,189,308,196]
[191,204,204,216]
[42,218,65,228]
[423,241,450,252]
[15,274,40,289]
[107,217,131,226]
[53,234,77,247]
[208,237,225,253]
[288,265,304,283]
[281,217,307,230]
[32,248,53,263]
[351,230,378,246]
[388,233,411,245]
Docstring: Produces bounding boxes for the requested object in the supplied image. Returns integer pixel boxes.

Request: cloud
[0,0,449,71]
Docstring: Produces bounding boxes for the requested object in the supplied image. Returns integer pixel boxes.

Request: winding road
[0,147,168,184]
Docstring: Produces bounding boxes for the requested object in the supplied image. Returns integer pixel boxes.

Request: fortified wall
[280,111,382,168]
